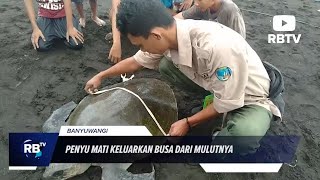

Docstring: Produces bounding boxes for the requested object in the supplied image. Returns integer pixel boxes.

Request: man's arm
[97,56,142,79]
[63,0,73,31]
[84,56,143,93]
[86,50,162,93]
[24,0,38,30]
[174,12,185,19]
[174,5,204,20]
[169,103,221,136]
[228,14,246,39]
[108,0,122,63]
[219,5,246,39]
[188,103,220,127]
[111,0,121,46]
[24,0,46,49]
[63,0,84,44]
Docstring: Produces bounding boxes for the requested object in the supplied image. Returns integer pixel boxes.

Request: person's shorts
[72,0,84,5]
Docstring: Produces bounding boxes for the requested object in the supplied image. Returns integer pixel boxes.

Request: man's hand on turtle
[84,75,102,94]
[168,119,190,136]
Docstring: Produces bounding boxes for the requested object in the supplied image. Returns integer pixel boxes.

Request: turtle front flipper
[43,163,91,180]
[100,163,155,180]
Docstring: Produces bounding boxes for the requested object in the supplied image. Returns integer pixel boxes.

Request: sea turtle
[42,78,178,180]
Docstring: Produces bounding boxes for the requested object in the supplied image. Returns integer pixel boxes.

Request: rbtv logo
[23,139,47,159]
[268,15,301,44]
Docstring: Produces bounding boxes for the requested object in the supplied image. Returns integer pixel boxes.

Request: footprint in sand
[1,4,9,8]
[11,6,21,11]
[0,7,6,13]
[83,67,98,77]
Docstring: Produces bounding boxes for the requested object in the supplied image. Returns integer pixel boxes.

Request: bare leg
[75,3,86,28]
[89,0,106,26]
[105,9,113,41]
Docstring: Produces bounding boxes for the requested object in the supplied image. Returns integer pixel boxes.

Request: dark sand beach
[0,0,320,179]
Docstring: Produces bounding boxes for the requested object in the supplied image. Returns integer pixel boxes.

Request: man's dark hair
[116,0,174,38]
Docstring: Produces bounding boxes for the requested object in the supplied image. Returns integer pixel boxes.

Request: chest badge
[215,67,232,81]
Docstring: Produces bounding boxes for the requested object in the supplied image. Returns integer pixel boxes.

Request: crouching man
[24,0,84,51]
[85,0,282,155]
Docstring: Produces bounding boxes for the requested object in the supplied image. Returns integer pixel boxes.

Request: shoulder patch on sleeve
[215,66,232,81]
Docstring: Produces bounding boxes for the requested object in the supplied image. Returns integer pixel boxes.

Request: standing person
[72,0,106,28]
[175,0,246,38]
[24,0,84,51]
[85,0,282,155]
[107,0,188,63]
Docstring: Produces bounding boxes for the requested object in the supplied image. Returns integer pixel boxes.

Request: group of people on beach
[24,0,284,155]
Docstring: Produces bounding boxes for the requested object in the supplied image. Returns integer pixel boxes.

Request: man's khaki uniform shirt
[133,19,281,118]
